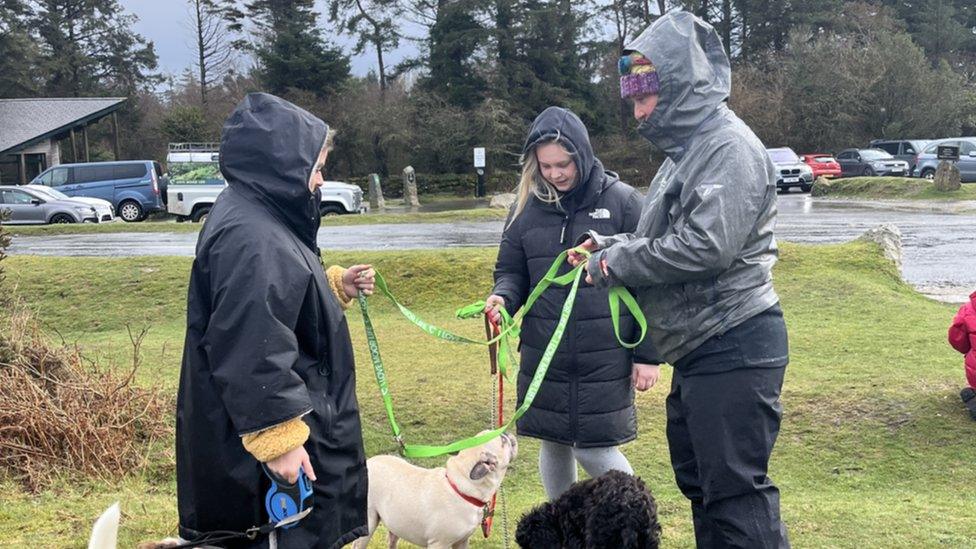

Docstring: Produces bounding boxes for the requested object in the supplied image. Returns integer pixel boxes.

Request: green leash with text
[357,248,647,459]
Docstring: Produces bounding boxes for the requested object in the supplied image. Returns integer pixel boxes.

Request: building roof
[0,97,126,155]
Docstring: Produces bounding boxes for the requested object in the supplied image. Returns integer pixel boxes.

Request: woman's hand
[342,264,374,299]
[484,295,505,325]
[266,445,317,484]
[567,238,598,267]
[632,363,661,392]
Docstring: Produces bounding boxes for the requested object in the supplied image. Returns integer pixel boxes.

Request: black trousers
[667,305,790,549]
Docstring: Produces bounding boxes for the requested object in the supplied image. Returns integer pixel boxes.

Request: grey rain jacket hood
[493,106,658,447]
[586,12,782,365]
[176,93,367,548]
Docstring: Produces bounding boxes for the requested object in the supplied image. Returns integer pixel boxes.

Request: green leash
[357,248,647,459]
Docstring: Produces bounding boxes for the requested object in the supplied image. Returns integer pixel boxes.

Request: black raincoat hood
[522,106,606,207]
[220,93,327,251]
[626,11,732,159]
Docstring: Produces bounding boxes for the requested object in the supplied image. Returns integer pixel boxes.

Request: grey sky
[122,0,418,86]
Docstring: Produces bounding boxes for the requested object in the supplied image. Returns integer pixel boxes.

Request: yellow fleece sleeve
[241,416,310,463]
[326,265,353,310]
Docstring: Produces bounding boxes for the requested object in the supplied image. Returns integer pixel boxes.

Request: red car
[801,154,842,179]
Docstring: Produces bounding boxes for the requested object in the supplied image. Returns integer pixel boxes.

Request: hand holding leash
[263,463,315,529]
[484,295,505,325]
[344,264,375,298]
[266,445,316,485]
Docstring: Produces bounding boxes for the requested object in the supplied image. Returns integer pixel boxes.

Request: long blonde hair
[509,137,575,227]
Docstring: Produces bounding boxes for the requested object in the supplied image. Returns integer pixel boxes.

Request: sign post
[474,147,486,198]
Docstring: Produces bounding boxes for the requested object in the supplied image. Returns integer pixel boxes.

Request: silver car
[911,137,976,182]
[0,185,99,224]
[24,184,115,222]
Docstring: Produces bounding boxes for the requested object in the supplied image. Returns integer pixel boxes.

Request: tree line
[2,0,975,183]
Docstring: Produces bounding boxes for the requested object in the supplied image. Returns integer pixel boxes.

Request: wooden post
[112,112,121,160]
[18,154,26,185]
[82,125,90,162]
[69,128,78,162]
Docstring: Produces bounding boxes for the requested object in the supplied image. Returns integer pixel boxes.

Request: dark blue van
[30,160,166,222]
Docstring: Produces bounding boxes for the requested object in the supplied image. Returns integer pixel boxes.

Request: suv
[868,140,929,173]
[766,147,815,192]
[165,143,365,222]
[912,138,976,182]
[30,160,166,222]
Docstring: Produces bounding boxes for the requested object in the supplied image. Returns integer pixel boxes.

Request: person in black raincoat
[485,106,662,500]
[175,93,373,548]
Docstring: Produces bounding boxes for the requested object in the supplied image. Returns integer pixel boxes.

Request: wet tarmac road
[8,194,976,301]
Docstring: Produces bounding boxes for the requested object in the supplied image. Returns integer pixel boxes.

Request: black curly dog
[515,470,661,548]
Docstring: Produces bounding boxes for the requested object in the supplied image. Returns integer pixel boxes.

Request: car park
[800,154,842,179]
[0,185,99,224]
[165,143,365,222]
[835,148,909,177]
[24,184,115,222]
[767,147,815,192]
[29,160,167,222]
[911,138,976,182]
[868,139,929,173]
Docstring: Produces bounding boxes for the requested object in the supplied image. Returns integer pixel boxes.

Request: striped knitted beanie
[618,52,660,99]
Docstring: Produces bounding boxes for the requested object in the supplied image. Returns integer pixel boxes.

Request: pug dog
[352,432,518,549]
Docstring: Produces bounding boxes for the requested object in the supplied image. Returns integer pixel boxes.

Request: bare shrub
[0,304,170,492]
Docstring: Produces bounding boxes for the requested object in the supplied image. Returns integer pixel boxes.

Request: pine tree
[32,0,159,96]
[423,0,486,108]
[0,0,39,97]
[491,0,602,126]
[224,0,351,97]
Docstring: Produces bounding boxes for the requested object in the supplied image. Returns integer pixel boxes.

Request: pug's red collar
[445,473,489,507]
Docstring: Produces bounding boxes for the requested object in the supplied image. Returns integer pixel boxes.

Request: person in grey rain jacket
[571,11,791,548]
[485,106,662,501]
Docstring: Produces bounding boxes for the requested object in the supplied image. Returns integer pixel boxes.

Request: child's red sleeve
[948,306,971,354]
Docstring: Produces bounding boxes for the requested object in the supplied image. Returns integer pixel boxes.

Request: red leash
[482,315,503,538]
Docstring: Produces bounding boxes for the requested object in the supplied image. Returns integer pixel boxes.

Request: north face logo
[588,208,611,219]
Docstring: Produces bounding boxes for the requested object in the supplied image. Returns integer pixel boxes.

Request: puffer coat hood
[523,106,601,195]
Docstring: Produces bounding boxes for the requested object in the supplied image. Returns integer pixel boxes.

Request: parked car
[164,143,365,222]
[24,184,115,222]
[0,185,99,224]
[835,149,909,177]
[766,147,815,192]
[911,137,976,182]
[800,154,842,179]
[868,139,929,173]
[29,160,167,222]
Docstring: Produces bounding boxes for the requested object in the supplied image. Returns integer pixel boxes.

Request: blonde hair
[324,128,337,151]
[509,137,574,227]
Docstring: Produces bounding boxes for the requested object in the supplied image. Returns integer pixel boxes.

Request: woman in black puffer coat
[485,106,662,499]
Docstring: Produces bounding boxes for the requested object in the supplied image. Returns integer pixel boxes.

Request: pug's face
[458,432,518,484]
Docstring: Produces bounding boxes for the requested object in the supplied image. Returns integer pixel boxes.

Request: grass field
[1,243,975,547]
[812,176,976,201]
